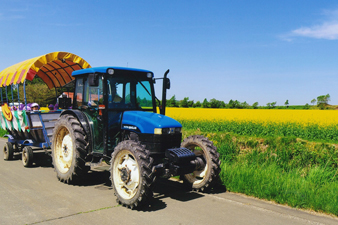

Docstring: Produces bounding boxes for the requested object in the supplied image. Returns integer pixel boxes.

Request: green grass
[0,129,7,137]
[221,163,338,214]
[183,129,338,216]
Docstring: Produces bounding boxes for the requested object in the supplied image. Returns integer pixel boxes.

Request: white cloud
[285,9,338,40]
[292,22,338,40]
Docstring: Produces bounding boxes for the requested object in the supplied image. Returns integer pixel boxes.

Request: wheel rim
[113,150,140,200]
[55,127,73,174]
[22,149,28,164]
[185,146,208,185]
[3,146,8,159]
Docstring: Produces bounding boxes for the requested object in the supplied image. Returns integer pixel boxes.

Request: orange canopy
[0,52,91,89]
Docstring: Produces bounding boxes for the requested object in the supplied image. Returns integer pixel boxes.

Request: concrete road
[0,138,337,225]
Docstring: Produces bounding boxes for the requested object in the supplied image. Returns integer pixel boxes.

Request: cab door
[74,76,105,153]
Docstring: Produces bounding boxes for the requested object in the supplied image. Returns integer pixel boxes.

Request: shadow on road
[138,178,227,212]
[11,151,53,168]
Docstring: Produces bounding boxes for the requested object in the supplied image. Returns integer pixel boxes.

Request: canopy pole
[24,81,27,110]
[0,88,3,105]
[5,86,8,104]
[17,84,20,106]
[11,85,14,105]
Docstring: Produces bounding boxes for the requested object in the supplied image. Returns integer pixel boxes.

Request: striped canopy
[0,52,91,89]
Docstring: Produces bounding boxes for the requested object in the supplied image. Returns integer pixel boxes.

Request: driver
[110,84,122,103]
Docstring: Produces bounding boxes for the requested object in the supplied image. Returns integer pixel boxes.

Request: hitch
[152,148,206,178]
[165,147,196,164]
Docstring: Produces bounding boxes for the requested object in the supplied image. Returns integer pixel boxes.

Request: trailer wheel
[3,142,14,160]
[52,114,88,183]
[22,146,33,167]
[181,135,221,192]
[110,140,155,209]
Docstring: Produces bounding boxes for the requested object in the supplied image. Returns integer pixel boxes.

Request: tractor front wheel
[181,135,221,192]
[110,140,155,209]
[51,114,88,183]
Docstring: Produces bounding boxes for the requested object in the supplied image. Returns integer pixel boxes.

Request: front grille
[139,133,182,154]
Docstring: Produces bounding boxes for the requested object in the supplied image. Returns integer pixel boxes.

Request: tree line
[165,94,332,109]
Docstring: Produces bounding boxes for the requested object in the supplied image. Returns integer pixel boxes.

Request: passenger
[19,103,25,110]
[31,103,39,111]
[48,104,54,110]
[54,103,59,110]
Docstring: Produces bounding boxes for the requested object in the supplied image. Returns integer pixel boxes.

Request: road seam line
[27,205,118,225]
[203,194,327,225]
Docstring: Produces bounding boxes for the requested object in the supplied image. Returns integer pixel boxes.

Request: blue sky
[1,0,338,106]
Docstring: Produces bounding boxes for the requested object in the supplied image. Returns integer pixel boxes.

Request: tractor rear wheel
[3,142,14,160]
[181,135,221,192]
[110,140,155,209]
[22,146,33,167]
[52,114,88,183]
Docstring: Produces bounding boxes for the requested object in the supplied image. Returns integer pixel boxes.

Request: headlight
[175,127,182,133]
[154,128,162,134]
[147,72,153,78]
[154,127,181,134]
[107,69,114,75]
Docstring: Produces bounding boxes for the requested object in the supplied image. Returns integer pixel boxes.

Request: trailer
[1,52,91,166]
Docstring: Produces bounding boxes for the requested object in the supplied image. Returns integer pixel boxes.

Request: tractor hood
[121,111,182,134]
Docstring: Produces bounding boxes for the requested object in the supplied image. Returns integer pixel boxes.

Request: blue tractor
[51,67,221,208]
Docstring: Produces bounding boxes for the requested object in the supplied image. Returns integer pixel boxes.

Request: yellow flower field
[166,108,338,127]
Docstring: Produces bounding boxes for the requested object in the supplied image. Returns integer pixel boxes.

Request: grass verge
[183,129,338,216]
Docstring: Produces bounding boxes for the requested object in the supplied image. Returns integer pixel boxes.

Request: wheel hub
[63,145,69,157]
[120,167,131,183]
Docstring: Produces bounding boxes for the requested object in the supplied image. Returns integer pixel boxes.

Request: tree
[317,94,330,109]
[284,100,289,108]
[187,99,194,108]
[228,99,240,108]
[266,101,277,109]
[21,83,56,106]
[209,98,221,108]
[194,101,201,108]
[179,97,189,108]
[167,95,178,107]
[317,94,330,105]
[311,98,316,105]
[252,102,259,109]
[202,98,209,108]
[219,101,226,108]
[240,101,250,109]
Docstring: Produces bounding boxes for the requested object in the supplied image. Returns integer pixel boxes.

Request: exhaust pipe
[161,69,170,115]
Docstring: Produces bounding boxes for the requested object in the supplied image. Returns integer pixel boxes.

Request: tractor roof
[72,66,153,76]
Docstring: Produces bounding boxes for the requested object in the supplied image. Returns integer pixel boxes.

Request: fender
[60,109,93,153]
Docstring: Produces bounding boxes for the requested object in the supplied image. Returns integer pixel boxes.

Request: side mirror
[88,73,99,86]
[165,78,170,89]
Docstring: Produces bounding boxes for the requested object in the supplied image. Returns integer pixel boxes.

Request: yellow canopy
[0,52,91,89]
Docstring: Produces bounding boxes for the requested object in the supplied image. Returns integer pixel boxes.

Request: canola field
[166,108,338,142]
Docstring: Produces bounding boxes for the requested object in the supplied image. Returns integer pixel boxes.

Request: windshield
[107,76,154,111]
